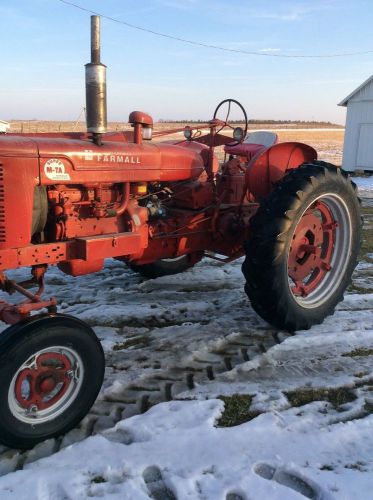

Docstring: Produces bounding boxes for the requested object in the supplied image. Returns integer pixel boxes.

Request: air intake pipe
[85,15,107,145]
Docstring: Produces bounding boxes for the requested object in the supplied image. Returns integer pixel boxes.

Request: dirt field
[275,129,344,165]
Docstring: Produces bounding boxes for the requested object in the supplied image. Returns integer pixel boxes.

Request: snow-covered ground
[354,176,373,194]
[0,176,372,499]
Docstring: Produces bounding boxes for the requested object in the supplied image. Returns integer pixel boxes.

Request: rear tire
[0,314,105,449]
[129,254,202,279]
[242,161,361,331]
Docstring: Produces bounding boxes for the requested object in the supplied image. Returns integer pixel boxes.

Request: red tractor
[0,17,360,449]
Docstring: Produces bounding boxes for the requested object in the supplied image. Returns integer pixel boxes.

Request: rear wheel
[0,314,105,449]
[129,253,202,279]
[242,162,361,331]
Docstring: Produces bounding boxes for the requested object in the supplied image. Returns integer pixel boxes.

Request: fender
[246,141,317,200]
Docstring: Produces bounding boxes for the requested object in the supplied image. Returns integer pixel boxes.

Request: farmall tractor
[0,17,360,449]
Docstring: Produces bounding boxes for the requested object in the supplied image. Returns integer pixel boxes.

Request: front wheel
[242,162,361,331]
[0,314,105,449]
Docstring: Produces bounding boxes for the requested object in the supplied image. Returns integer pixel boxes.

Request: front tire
[242,162,361,331]
[0,314,105,449]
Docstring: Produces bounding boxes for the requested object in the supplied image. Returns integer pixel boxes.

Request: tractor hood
[0,136,39,157]
[0,135,206,185]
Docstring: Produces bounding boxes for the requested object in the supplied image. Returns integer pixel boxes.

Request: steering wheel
[213,99,248,146]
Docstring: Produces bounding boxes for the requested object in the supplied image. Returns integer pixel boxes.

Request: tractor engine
[44,184,125,241]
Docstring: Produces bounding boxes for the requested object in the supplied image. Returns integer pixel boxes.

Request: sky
[1,0,373,124]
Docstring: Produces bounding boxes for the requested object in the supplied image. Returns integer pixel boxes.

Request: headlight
[142,126,153,140]
[233,127,244,142]
[184,126,192,140]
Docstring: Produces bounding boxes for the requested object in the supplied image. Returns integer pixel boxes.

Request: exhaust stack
[85,15,107,145]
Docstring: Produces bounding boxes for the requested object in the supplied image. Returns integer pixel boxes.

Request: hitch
[0,265,57,325]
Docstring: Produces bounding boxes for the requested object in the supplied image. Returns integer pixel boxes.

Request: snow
[0,176,372,499]
[0,400,372,499]
[354,176,373,196]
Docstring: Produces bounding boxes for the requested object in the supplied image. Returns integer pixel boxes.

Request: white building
[0,120,9,134]
[339,76,373,172]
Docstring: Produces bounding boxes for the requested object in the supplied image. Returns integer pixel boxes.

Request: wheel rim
[8,346,84,424]
[287,193,352,309]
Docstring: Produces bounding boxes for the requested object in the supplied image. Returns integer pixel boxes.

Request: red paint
[288,201,335,297]
[14,352,72,411]
[128,111,153,127]
[246,142,317,201]
[224,143,266,160]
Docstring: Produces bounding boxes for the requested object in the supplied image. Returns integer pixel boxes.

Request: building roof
[338,75,373,107]
[0,120,9,125]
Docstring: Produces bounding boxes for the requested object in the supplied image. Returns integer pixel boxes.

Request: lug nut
[26,404,38,415]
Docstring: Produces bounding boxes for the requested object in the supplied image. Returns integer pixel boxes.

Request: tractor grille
[0,165,5,242]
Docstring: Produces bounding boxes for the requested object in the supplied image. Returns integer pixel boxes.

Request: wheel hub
[289,201,336,297]
[14,352,73,412]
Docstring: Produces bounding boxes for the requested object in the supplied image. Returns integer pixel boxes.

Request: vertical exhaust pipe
[85,15,107,145]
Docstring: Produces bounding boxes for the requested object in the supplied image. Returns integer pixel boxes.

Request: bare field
[8,121,345,165]
[276,129,344,165]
